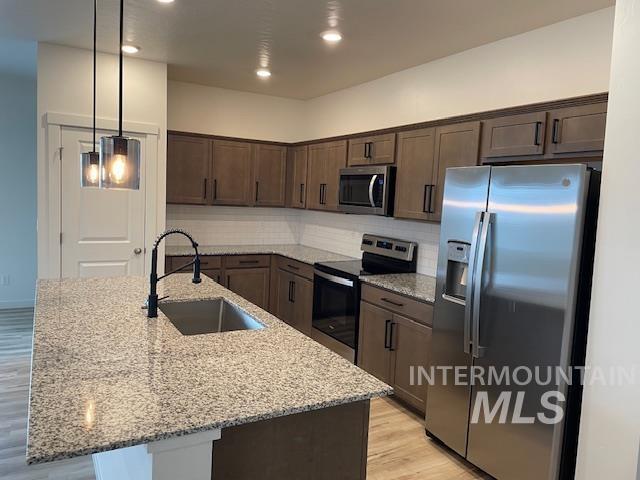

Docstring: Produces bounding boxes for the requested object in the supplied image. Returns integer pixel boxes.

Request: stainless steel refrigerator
[425,164,599,480]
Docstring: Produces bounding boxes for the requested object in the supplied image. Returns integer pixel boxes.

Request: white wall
[37,43,168,278]
[0,44,37,308]
[168,81,305,143]
[303,7,614,139]
[576,1,640,478]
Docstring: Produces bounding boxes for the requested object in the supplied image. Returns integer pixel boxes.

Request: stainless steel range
[312,234,417,363]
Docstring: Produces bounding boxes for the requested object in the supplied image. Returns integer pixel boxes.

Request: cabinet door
[369,133,396,165]
[275,269,293,325]
[347,137,369,166]
[290,275,313,336]
[166,134,210,205]
[393,128,436,221]
[390,314,431,413]
[287,146,308,209]
[253,144,287,207]
[322,140,347,211]
[212,140,252,206]
[481,111,546,158]
[357,301,392,384]
[306,143,326,210]
[202,269,222,284]
[225,267,270,310]
[547,102,607,155]
[430,122,481,221]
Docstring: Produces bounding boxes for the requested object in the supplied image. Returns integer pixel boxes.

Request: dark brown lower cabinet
[357,301,392,384]
[390,314,431,412]
[213,400,370,480]
[202,269,221,284]
[358,301,432,413]
[274,268,313,336]
[225,267,270,310]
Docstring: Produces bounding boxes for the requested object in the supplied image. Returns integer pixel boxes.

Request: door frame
[38,112,164,279]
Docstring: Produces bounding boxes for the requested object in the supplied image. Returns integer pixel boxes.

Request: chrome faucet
[147,229,201,318]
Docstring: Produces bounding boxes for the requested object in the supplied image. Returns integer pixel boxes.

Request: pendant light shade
[100,0,140,190]
[100,135,140,189]
[81,151,101,187]
[81,0,100,188]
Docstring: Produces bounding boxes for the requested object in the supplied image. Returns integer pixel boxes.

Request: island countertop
[27,275,391,464]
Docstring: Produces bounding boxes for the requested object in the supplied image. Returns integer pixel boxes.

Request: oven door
[312,270,358,349]
[338,166,395,215]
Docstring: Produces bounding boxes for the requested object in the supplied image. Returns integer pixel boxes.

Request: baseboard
[0,299,35,309]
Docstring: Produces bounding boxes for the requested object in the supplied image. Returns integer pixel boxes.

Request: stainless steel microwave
[338,165,395,216]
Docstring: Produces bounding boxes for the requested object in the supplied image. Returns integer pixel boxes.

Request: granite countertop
[165,244,353,265]
[360,273,437,304]
[28,275,391,464]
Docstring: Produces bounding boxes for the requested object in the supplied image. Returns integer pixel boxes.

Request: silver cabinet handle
[464,212,484,354]
[472,212,493,359]
[368,174,378,207]
[134,248,142,255]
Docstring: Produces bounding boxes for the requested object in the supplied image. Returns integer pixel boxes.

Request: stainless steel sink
[159,299,265,335]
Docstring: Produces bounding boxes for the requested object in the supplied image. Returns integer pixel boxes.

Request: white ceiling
[0,0,614,99]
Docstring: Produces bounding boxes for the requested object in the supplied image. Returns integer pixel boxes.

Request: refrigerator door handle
[464,211,485,354]
[472,212,493,358]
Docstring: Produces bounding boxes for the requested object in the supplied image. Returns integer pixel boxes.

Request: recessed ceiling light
[121,44,140,54]
[322,31,342,43]
[256,68,271,78]
[157,0,175,3]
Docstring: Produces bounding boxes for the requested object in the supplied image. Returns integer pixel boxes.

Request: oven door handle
[314,270,354,287]
[368,174,378,208]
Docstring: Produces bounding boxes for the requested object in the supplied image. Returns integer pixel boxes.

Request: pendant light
[100,0,140,189]
[81,0,100,188]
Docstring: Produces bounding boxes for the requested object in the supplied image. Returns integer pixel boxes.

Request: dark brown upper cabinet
[546,102,607,155]
[286,145,308,209]
[481,111,547,159]
[166,134,211,205]
[211,140,253,206]
[394,122,479,222]
[430,122,481,221]
[394,128,436,222]
[347,133,396,166]
[307,140,347,212]
[253,144,287,207]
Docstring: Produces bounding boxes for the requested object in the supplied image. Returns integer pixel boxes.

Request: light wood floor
[1,308,488,480]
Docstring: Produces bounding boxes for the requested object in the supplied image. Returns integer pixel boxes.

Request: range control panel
[361,234,417,262]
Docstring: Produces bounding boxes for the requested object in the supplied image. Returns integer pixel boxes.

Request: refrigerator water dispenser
[444,241,471,300]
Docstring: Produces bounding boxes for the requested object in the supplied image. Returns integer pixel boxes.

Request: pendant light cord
[93,0,97,150]
[118,0,123,137]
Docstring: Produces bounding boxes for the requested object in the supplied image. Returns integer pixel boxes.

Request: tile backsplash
[166,205,300,246]
[166,205,440,276]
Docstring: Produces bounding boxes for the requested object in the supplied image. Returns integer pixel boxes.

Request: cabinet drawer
[275,256,314,280]
[223,254,271,269]
[361,284,433,325]
[198,255,222,269]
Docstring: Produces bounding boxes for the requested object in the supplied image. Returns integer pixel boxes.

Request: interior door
[466,164,590,480]
[60,127,146,278]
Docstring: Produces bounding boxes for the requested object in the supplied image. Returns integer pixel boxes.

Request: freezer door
[466,164,590,480]
[425,166,490,456]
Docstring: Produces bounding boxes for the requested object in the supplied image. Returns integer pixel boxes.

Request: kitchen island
[27,275,392,479]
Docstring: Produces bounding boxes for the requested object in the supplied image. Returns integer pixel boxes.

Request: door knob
[134,248,142,255]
